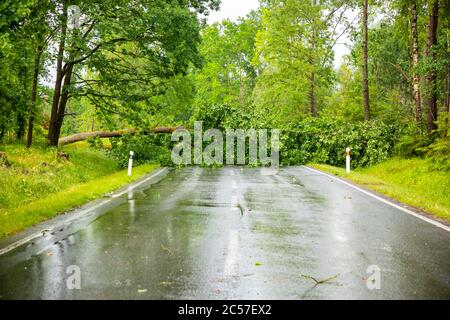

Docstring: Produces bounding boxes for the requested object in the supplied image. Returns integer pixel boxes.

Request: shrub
[109,134,172,168]
[280,118,405,168]
[424,137,450,171]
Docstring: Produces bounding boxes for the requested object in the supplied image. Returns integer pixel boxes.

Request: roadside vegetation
[0,142,159,238]
[310,158,450,221]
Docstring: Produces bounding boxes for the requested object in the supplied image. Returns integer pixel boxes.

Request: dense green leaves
[281,118,405,168]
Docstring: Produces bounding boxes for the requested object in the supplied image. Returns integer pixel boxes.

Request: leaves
[280,118,404,168]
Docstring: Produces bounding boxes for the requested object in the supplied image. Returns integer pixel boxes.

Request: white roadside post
[128,151,134,177]
[346,147,351,173]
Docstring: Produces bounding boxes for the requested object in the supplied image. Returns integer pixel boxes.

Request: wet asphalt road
[0,166,449,299]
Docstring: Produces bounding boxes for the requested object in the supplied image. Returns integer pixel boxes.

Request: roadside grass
[309,158,450,221]
[0,142,159,238]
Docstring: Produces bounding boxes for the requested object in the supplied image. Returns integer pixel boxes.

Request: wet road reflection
[0,167,449,299]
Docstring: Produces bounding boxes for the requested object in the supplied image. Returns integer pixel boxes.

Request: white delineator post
[128,151,134,176]
[346,147,351,173]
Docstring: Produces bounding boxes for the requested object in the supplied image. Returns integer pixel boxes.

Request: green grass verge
[309,158,450,221]
[0,142,159,238]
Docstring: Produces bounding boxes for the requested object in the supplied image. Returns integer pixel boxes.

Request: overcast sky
[206,0,352,68]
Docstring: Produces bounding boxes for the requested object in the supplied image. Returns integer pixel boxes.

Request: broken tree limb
[300,273,340,286]
[58,127,182,146]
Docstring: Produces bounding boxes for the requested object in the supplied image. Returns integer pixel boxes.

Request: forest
[0,0,449,235]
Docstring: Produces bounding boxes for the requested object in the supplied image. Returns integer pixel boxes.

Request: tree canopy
[0,0,448,169]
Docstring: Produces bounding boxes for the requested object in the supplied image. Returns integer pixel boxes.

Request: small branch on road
[300,273,340,286]
[161,244,174,255]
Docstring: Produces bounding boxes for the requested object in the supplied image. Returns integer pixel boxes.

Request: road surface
[0,166,449,299]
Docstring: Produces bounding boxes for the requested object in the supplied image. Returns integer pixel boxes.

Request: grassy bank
[309,158,450,221]
[0,142,159,238]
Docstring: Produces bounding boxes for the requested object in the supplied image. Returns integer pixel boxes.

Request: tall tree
[27,0,56,148]
[443,0,450,133]
[425,0,439,134]
[46,0,219,146]
[361,0,371,121]
[0,0,46,142]
[253,0,343,122]
[410,0,422,124]
[26,45,43,148]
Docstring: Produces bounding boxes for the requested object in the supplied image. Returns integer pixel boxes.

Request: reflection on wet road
[0,167,449,299]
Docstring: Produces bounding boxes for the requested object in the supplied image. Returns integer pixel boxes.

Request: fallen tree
[58,127,182,146]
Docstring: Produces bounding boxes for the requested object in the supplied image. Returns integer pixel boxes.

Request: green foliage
[109,134,173,168]
[78,0,219,131]
[157,152,174,167]
[0,143,159,237]
[394,134,430,158]
[425,137,450,171]
[311,158,450,221]
[421,115,450,171]
[0,0,54,141]
[0,154,12,167]
[190,14,261,127]
[192,103,257,129]
[87,136,105,149]
[0,142,117,210]
[281,118,404,168]
[253,0,336,122]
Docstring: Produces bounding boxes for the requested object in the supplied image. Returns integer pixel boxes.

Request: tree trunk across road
[58,127,181,146]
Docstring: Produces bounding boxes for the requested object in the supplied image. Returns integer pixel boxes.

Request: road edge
[0,167,170,256]
[303,165,450,232]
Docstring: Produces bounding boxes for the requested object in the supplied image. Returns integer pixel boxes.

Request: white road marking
[224,230,239,277]
[112,168,167,198]
[0,168,168,256]
[231,180,237,189]
[303,166,450,232]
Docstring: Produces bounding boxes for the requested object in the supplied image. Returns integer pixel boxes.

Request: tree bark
[411,1,422,124]
[445,62,450,136]
[426,0,439,134]
[361,0,370,121]
[48,4,68,146]
[310,71,317,117]
[444,0,450,136]
[58,127,183,146]
[26,46,43,148]
[53,62,74,143]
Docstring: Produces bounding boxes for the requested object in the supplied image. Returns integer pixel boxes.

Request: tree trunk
[26,46,43,148]
[426,0,439,134]
[16,65,28,140]
[53,63,74,143]
[445,62,450,136]
[48,4,68,146]
[310,71,317,117]
[444,0,450,136]
[361,0,370,121]
[58,127,183,146]
[411,1,422,124]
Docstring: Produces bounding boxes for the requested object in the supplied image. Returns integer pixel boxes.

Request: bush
[424,137,450,171]
[394,134,430,158]
[421,115,450,171]
[280,118,405,168]
[109,134,173,168]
